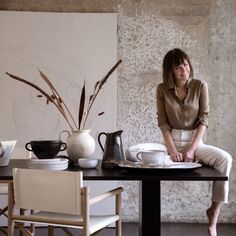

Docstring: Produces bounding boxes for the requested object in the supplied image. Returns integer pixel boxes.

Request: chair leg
[19,209,25,236]
[48,225,54,236]
[17,222,34,236]
[116,219,122,236]
[116,192,122,236]
[0,207,8,235]
[8,181,15,236]
[30,210,35,235]
[0,226,8,235]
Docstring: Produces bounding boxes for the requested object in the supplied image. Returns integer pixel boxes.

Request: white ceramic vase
[59,129,95,163]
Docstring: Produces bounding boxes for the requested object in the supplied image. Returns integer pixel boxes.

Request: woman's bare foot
[206,208,217,236]
[206,202,221,236]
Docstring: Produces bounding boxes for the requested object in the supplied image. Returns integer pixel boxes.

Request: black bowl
[25,140,67,159]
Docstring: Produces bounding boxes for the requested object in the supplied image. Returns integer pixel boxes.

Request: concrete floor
[10,222,236,236]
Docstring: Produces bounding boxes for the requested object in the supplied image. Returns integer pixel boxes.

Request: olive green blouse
[156,78,209,132]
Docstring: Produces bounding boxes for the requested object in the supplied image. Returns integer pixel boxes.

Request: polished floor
[9,222,236,236]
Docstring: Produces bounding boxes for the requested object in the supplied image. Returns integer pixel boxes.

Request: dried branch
[5,72,75,130]
[78,82,85,129]
[82,59,122,129]
[38,70,78,129]
[5,72,53,102]
[5,59,122,131]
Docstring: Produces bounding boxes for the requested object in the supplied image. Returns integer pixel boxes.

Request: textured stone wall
[1,0,235,223]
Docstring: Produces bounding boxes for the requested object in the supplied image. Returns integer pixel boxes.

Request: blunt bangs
[162,48,193,83]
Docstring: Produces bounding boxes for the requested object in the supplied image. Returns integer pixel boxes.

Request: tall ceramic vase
[59,129,95,163]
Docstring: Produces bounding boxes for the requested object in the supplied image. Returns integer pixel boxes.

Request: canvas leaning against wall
[0,11,117,158]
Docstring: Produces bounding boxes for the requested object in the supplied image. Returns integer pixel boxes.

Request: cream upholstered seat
[9,168,123,236]
[0,148,31,235]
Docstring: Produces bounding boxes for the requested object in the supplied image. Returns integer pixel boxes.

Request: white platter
[119,161,201,170]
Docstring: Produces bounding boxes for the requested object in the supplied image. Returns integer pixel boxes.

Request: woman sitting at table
[156,48,232,236]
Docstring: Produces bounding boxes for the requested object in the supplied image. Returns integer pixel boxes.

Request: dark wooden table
[0,159,228,236]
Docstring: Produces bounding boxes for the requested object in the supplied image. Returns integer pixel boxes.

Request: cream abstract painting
[0,11,117,158]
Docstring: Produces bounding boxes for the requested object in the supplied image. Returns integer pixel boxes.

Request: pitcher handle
[98,132,107,152]
[59,130,71,142]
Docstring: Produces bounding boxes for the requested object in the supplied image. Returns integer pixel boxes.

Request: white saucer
[28,158,69,170]
[29,158,68,164]
[28,164,68,171]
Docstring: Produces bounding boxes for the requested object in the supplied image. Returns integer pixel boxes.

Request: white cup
[136,150,166,165]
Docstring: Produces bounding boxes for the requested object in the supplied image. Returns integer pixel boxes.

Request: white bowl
[0,140,17,167]
[78,158,99,169]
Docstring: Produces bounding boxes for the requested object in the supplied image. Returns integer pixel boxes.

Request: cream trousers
[171,129,232,203]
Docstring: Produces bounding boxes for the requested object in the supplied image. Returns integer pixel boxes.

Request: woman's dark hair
[162,48,193,83]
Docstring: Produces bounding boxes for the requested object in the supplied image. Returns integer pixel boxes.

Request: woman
[156,48,232,236]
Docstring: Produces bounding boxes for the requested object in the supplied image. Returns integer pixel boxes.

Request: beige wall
[0,0,235,223]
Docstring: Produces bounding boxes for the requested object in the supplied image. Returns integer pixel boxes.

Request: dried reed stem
[5,72,75,130]
[82,59,122,129]
[38,70,78,129]
[5,59,122,131]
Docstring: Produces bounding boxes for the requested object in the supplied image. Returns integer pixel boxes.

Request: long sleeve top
[156,78,209,132]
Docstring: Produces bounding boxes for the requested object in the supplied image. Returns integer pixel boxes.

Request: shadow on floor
[11,222,236,236]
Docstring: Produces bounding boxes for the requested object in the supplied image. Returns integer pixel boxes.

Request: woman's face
[172,59,190,85]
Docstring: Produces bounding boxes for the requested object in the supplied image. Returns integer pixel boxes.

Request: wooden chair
[0,148,31,235]
[9,168,123,236]
[0,182,9,235]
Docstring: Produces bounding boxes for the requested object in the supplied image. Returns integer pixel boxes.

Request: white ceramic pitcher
[59,129,95,163]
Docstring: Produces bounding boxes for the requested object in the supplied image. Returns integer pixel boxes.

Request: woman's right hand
[161,129,183,162]
[170,152,184,162]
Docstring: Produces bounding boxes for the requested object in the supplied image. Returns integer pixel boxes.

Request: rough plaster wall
[207,0,236,223]
[0,0,235,223]
[117,2,211,222]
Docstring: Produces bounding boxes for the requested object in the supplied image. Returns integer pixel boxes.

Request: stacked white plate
[28,158,69,171]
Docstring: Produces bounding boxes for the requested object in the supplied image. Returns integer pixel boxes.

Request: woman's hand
[182,125,206,162]
[170,152,184,162]
[183,149,195,162]
[161,130,184,162]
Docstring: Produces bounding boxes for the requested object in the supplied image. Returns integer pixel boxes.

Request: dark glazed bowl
[25,140,67,159]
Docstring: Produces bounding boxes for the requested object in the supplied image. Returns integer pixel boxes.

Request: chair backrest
[13,168,83,215]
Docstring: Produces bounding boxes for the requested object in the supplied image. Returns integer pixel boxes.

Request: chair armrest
[89,187,123,205]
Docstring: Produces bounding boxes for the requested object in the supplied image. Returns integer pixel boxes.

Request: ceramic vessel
[0,140,17,167]
[98,130,125,168]
[60,129,95,163]
[25,140,67,159]
[136,150,167,165]
[78,158,99,169]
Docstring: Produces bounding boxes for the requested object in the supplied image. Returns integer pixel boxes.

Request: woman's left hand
[183,149,195,162]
